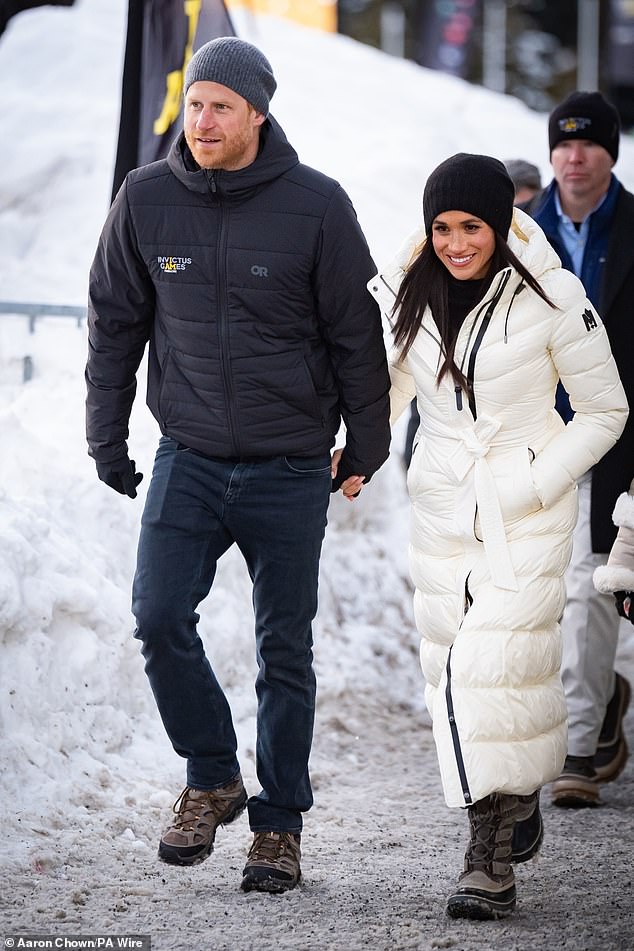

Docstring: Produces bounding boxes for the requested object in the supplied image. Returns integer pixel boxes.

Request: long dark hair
[391,232,555,389]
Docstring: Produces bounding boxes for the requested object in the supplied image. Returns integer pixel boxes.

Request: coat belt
[421,414,519,592]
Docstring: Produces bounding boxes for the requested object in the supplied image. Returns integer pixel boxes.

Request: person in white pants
[555,472,630,805]
[522,91,633,807]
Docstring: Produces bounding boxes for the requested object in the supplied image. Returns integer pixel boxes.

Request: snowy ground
[1,2,633,949]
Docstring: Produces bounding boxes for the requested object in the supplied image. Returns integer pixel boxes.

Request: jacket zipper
[503,282,525,343]
[464,271,511,419]
[445,574,474,805]
[456,296,490,413]
[208,170,241,456]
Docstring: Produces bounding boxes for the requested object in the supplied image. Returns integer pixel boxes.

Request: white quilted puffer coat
[369,208,628,808]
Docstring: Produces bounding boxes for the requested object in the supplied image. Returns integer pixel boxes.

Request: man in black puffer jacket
[85,37,390,893]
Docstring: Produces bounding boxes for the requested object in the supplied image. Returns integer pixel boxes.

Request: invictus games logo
[558,116,592,133]
[158,255,192,273]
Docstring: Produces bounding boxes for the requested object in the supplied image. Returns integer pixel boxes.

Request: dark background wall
[337,1,634,130]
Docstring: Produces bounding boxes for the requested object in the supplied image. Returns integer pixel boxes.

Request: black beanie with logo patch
[548,91,620,162]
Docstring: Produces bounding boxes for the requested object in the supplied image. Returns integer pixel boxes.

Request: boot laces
[171,786,231,832]
[466,809,500,869]
[248,831,294,862]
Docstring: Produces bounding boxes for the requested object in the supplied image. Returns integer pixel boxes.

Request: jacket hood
[506,206,562,281]
[167,114,299,196]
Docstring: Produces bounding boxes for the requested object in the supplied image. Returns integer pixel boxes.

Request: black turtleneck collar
[447,275,488,325]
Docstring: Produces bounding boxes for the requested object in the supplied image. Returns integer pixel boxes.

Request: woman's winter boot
[511,789,543,863]
[446,792,536,920]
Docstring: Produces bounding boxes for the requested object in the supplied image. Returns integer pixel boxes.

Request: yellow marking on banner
[153,0,203,136]
[225,0,335,32]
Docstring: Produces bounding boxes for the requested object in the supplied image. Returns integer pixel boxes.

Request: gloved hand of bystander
[614,590,634,623]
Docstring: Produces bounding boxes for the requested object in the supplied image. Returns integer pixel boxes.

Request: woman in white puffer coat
[365,154,628,921]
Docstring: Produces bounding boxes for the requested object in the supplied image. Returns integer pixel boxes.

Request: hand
[331,447,365,498]
[341,475,365,500]
[614,591,634,623]
[330,448,344,480]
[331,448,365,499]
[96,456,143,499]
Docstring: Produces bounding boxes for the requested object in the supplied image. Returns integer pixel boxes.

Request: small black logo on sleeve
[582,308,597,331]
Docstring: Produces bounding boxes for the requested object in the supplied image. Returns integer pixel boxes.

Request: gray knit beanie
[504,159,542,193]
[184,36,277,116]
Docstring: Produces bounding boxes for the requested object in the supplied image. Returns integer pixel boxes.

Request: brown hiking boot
[241,831,301,893]
[511,789,543,863]
[446,792,535,920]
[158,776,247,866]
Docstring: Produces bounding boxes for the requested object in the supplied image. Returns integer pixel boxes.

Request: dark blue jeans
[132,436,331,833]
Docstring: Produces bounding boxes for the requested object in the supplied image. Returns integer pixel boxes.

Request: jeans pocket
[283,454,332,475]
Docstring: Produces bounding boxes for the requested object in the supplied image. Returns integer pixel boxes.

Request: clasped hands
[96,450,364,502]
[331,448,365,500]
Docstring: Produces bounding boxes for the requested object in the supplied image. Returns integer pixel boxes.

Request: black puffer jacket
[86,117,390,484]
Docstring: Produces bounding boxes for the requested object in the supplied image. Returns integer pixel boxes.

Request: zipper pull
[455,386,463,411]
[208,170,217,194]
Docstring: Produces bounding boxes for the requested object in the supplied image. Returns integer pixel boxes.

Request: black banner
[607,0,634,85]
[112,0,235,200]
[415,0,479,78]
[0,0,75,38]
[606,0,634,128]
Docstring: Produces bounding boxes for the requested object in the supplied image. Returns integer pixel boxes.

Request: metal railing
[0,300,87,382]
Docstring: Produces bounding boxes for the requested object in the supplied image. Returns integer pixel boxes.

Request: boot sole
[551,773,600,808]
[158,793,248,866]
[551,789,599,808]
[241,871,301,894]
[446,885,516,921]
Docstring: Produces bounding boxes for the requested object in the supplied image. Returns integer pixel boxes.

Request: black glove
[96,457,143,499]
[614,591,634,624]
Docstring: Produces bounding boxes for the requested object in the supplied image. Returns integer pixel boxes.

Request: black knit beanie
[548,91,620,162]
[423,153,514,236]
[184,37,277,116]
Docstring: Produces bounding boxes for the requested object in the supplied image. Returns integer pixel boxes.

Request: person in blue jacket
[523,91,633,808]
